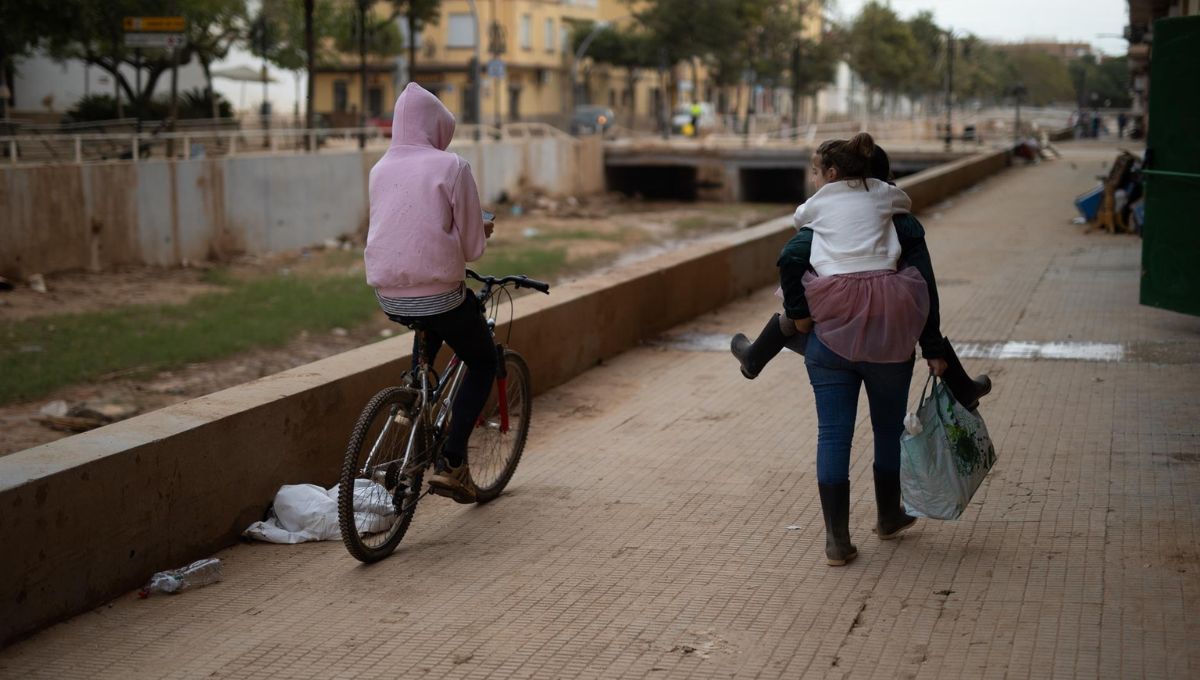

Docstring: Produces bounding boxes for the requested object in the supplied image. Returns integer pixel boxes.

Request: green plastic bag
[900,376,997,520]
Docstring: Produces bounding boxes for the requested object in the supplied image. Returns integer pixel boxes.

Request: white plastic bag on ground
[243,481,396,544]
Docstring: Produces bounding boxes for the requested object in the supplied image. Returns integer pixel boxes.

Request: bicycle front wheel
[470,350,532,502]
[338,387,424,563]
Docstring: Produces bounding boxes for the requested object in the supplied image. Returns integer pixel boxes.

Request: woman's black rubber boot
[940,338,992,410]
[817,482,858,566]
[730,313,789,379]
[873,466,917,540]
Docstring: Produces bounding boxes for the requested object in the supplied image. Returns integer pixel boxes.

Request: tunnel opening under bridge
[738,167,808,204]
[605,165,699,201]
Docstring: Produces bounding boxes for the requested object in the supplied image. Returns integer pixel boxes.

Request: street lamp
[358,0,369,149]
[466,0,482,133]
[943,28,956,152]
[1010,82,1027,143]
[570,20,610,113]
[569,15,630,115]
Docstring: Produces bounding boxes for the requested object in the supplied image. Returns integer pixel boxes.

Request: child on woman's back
[730,133,991,410]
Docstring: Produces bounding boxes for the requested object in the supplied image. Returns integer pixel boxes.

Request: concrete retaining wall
[0,147,1010,646]
[0,136,604,279]
[902,147,1011,213]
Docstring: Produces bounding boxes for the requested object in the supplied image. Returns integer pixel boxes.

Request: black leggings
[391,298,497,466]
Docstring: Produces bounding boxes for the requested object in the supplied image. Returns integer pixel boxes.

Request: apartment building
[312,0,827,130]
[313,0,602,126]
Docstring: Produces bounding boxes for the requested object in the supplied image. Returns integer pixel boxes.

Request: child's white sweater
[792,178,912,276]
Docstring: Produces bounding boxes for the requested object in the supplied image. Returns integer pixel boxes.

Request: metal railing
[2,109,1082,165]
[1,126,392,165]
[0,122,586,165]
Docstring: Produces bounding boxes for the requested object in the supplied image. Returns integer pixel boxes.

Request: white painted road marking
[654,333,1129,362]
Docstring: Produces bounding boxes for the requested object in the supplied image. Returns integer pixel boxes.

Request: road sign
[486,59,506,79]
[124,33,186,49]
[123,17,185,32]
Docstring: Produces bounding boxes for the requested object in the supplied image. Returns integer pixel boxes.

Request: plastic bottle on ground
[138,558,223,597]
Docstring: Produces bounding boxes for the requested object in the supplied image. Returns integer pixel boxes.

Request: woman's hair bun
[847,132,875,158]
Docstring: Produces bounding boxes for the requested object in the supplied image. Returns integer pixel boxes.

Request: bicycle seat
[385,314,428,331]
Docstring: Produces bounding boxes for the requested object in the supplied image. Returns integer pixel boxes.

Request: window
[333,80,348,113]
[519,15,532,50]
[368,87,383,117]
[544,18,555,52]
[447,13,475,48]
[561,25,570,52]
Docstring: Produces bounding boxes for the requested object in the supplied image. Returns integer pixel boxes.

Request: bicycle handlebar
[465,268,551,295]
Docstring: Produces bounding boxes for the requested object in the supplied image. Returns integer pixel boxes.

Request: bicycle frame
[390,310,507,481]
[361,270,547,485]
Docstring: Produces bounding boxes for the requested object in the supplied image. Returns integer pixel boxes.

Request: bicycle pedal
[427,483,474,504]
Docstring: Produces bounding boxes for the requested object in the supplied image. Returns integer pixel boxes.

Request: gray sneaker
[428,462,477,504]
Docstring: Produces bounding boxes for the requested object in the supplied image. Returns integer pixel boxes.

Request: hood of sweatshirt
[391,82,455,150]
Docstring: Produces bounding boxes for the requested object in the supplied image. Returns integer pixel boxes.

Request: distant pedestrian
[1091,111,1102,138]
[689,102,702,137]
[1117,111,1129,138]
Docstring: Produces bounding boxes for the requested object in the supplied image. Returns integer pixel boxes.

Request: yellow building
[312,0,826,131]
[313,0,602,126]
[418,0,601,123]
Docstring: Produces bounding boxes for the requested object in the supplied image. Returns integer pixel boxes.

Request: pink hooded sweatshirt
[365,83,486,298]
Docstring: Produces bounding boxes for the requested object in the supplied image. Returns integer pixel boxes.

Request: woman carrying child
[731,134,990,566]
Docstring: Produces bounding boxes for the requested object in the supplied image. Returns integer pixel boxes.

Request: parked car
[671,102,719,136]
[369,113,393,137]
[570,106,616,135]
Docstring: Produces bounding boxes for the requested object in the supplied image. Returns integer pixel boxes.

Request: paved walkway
[2,143,1198,679]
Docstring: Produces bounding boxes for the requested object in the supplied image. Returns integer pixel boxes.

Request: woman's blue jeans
[804,333,915,485]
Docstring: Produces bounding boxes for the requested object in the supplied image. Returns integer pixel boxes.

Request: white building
[10,50,210,118]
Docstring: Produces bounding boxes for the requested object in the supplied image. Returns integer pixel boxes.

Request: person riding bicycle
[364,82,495,504]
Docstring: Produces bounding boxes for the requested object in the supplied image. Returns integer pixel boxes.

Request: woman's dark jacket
[777,213,949,359]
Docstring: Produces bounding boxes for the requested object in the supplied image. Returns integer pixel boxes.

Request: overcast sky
[831,0,1130,55]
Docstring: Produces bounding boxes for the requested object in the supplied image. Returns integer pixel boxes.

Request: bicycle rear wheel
[470,350,532,502]
[338,387,425,563]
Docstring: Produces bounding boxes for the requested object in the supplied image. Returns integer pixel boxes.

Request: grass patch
[200,266,236,286]
[527,227,624,242]
[0,241,579,406]
[0,273,378,405]
[471,244,569,280]
[673,216,732,232]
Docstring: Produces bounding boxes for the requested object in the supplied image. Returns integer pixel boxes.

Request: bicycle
[337,268,551,563]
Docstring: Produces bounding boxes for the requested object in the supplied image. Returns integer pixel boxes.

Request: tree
[1069,55,1130,108]
[743,1,809,88]
[1,0,79,119]
[846,1,920,112]
[250,0,314,72]
[571,22,657,110]
[904,11,943,108]
[628,0,741,67]
[388,0,441,84]
[789,34,838,126]
[1002,51,1073,106]
[627,0,743,116]
[185,0,246,119]
[330,3,404,58]
[38,0,251,121]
